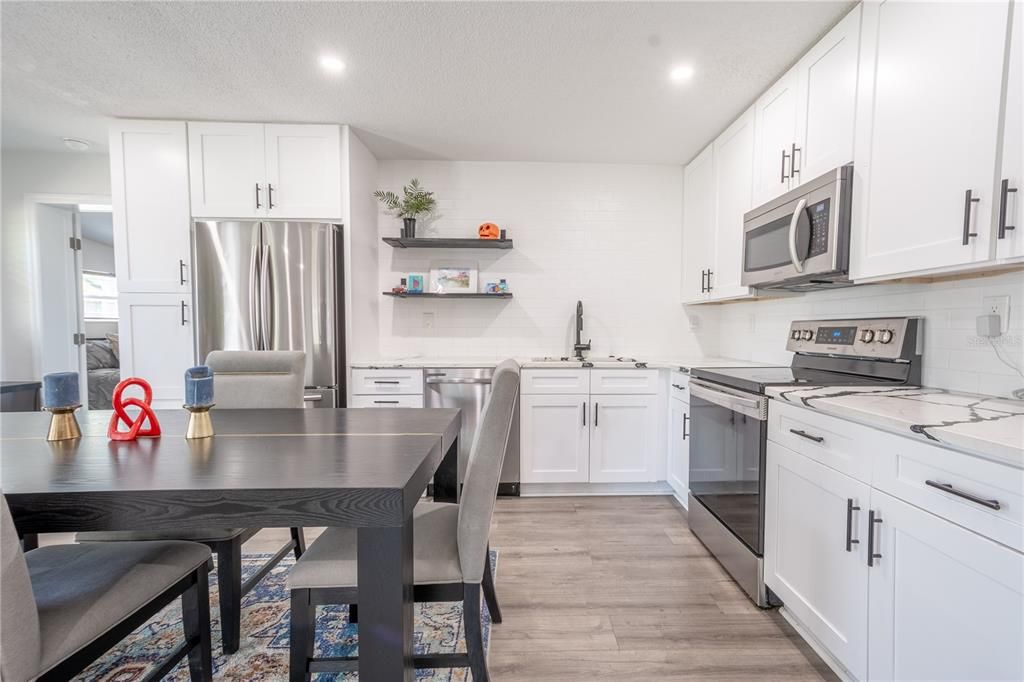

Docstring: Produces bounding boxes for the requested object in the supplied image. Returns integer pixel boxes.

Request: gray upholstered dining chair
[2,496,213,681]
[287,359,520,682]
[78,349,307,655]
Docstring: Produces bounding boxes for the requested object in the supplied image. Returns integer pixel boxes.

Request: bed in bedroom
[86,336,120,410]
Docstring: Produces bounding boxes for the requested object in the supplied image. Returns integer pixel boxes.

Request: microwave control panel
[786,317,921,361]
[807,199,831,257]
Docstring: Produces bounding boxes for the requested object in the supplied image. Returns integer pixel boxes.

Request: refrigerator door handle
[260,244,273,350]
[249,237,262,350]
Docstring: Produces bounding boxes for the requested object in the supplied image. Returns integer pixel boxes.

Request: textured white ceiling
[2,1,853,163]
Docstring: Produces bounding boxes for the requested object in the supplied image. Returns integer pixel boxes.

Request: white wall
[81,236,114,273]
[713,270,1024,398]
[373,160,713,360]
[1,150,111,380]
[343,128,381,366]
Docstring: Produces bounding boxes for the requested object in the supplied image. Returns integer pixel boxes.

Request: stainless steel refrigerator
[192,221,345,407]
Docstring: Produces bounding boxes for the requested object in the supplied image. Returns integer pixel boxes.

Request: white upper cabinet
[110,120,192,294]
[712,107,756,300]
[265,124,342,220]
[187,123,342,220]
[794,4,861,182]
[188,122,266,218]
[996,2,1023,262]
[681,144,716,303]
[851,0,1010,280]
[752,71,799,206]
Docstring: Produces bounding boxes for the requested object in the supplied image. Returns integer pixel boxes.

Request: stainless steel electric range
[686,316,923,606]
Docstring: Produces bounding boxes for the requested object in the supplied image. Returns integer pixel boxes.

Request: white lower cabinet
[866,490,1024,682]
[521,394,590,483]
[349,394,423,408]
[117,293,195,409]
[666,396,690,502]
[765,441,869,680]
[589,395,659,483]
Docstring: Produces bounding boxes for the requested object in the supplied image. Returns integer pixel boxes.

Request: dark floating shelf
[382,292,514,299]
[382,237,514,250]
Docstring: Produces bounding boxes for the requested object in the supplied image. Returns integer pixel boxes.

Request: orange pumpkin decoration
[478,222,500,239]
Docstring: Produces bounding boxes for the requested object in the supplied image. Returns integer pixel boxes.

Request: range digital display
[815,326,857,345]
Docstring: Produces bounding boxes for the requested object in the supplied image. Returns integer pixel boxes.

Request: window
[82,271,118,320]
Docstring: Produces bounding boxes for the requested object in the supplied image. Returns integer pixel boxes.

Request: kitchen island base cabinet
[520,394,589,483]
[867,490,1024,682]
[589,395,659,483]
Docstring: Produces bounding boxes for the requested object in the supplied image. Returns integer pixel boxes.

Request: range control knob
[800,329,814,341]
[859,329,875,343]
[878,329,895,344]
[791,330,802,340]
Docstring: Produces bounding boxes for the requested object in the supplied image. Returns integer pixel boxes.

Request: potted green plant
[374,179,437,238]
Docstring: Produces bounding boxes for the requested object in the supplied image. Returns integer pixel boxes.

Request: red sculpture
[107,377,162,441]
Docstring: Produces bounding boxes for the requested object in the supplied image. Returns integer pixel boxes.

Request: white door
[187,122,266,218]
[711,107,755,301]
[852,0,1009,279]
[764,442,870,680]
[109,120,192,294]
[794,4,861,182]
[753,70,798,205]
[997,2,1023,261]
[35,205,83,384]
[520,394,589,483]
[264,124,342,220]
[867,490,1024,682]
[117,292,195,409]
[667,397,690,502]
[589,394,658,483]
[681,145,715,303]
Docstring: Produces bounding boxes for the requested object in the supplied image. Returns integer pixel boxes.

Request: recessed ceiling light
[670,64,695,83]
[62,137,91,151]
[319,55,346,74]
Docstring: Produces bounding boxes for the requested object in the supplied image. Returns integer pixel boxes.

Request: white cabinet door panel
[852,0,1008,278]
[753,71,798,205]
[712,106,755,300]
[589,394,658,483]
[867,490,1024,682]
[682,145,715,303]
[765,442,870,680]
[997,2,1023,261]
[110,120,191,294]
[187,122,265,218]
[521,394,589,483]
[265,124,342,220]
[118,293,195,409]
[667,397,690,502]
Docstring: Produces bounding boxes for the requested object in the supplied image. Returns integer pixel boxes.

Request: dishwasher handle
[426,377,492,385]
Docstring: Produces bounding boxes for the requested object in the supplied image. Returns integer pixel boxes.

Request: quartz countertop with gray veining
[350,355,768,371]
[766,384,1024,468]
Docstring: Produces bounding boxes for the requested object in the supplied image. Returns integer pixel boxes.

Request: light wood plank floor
[41,495,836,680]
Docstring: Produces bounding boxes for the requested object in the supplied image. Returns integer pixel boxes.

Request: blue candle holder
[42,372,81,441]
[184,366,215,439]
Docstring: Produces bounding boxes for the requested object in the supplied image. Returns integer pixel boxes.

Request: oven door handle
[788,197,808,274]
[689,379,768,421]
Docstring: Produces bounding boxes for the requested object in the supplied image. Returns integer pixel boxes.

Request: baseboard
[520,481,673,497]
[777,607,856,682]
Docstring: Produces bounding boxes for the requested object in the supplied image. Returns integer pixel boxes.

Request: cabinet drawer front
[768,400,872,482]
[520,369,590,395]
[351,369,424,395]
[669,371,690,402]
[872,436,1024,552]
[589,369,659,395]
[350,394,423,408]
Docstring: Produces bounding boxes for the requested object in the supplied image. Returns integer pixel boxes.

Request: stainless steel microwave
[741,164,853,290]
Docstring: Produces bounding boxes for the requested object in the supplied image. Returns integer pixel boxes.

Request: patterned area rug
[75,551,495,680]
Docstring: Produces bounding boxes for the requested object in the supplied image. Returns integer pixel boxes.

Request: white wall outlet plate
[982,295,1010,333]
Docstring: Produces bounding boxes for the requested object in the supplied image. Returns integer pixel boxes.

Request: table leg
[21,533,38,551]
[433,435,459,503]
[357,522,414,681]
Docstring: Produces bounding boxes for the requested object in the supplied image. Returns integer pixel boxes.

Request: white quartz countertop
[766,385,1024,468]
[351,355,767,371]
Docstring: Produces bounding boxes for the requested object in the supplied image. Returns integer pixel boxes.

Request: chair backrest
[457,359,520,583]
[1,496,41,681]
[204,350,305,409]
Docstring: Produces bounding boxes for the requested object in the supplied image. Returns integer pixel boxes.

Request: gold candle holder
[46,405,82,441]
[184,404,215,439]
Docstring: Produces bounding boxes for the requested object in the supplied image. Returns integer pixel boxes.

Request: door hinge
[68,237,82,251]
[72,332,86,345]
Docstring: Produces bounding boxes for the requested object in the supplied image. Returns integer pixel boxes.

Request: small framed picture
[430,264,478,294]
[407,273,426,293]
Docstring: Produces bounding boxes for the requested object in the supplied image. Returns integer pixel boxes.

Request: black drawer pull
[962,189,980,245]
[867,510,882,567]
[672,383,686,391]
[790,428,824,443]
[925,480,1001,510]
[845,499,860,552]
[373,400,399,405]
[373,380,400,385]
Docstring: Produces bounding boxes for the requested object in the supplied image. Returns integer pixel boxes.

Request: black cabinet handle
[682,412,689,440]
[671,383,686,391]
[373,400,399,405]
[780,148,791,182]
[582,402,586,427]
[594,402,599,427]
[180,300,187,326]
[179,259,187,285]
[867,510,882,567]
[789,428,824,443]
[255,183,262,209]
[790,143,801,177]
[998,178,1018,239]
[846,499,861,552]
[962,189,980,245]
[925,480,1001,510]
[700,269,707,293]
[706,270,713,292]
[373,380,400,385]
[268,183,275,209]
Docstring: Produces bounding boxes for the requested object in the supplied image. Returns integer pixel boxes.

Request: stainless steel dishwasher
[424,367,520,496]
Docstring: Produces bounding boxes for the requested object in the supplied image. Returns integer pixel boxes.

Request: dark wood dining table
[0,407,461,681]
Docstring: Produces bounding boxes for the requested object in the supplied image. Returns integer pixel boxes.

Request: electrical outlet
[422,312,434,329]
[982,295,1010,333]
